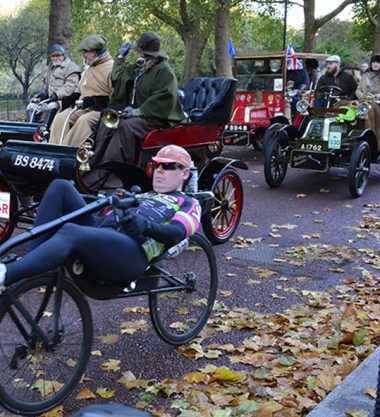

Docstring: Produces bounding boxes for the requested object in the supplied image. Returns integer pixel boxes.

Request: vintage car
[0,77,247,245]
[264,90,379,198]
[0,97,59,142]
[221,51,329,152]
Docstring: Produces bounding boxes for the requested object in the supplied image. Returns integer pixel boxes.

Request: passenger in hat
[26,44,81,129]
[49,34,114,147]
[356,53,380,150]
[83,31,185,191]
[314,54,357,107]
[0,145,201,292]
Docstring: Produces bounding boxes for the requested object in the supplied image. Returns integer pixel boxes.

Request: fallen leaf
[100,359,121,372]
[96,388,115,399]
[97,333,119,345]
[40,406,64,417]
[75,388,96,400]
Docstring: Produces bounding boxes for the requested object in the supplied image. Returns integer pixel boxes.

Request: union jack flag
[286,45,303,70]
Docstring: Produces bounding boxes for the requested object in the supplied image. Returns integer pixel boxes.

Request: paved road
[2,145,380,416]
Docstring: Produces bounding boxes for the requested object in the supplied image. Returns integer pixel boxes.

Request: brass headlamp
[101,109,121,129]
[77,139,94,171]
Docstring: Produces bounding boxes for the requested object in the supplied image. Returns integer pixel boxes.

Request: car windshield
[235,58,283,93]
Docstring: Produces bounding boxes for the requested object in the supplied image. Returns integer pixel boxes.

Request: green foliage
[0,1,49,96]
[315,19,369,66]
[351,1,377,52]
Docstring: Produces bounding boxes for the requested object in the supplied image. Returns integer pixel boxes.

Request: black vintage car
[263,88,378,198]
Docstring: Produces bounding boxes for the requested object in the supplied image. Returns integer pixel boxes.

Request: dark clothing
[84,116,166,190]
[315,68,358,101]
[109,57,184,125]
[5,179,201,286]
[88,57,185,189]
[286,69,310,90]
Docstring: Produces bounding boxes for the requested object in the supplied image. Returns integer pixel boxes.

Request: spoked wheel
[0,275,92,415]
[348,141,370,198]
[149,233,217,345]
[0,181,17,244]
[205,140,223,158]
[202,169,243,244]
[264,135,288,188]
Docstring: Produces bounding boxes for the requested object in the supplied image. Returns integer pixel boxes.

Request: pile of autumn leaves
[125,209,380,417]
[43,208,380,417]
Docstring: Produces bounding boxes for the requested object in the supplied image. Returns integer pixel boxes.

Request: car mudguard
[198,157,248,191]
[348,128,378,162]
[266,122,300,145]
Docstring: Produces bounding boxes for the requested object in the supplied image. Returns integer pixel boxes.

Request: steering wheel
[318,85,344,107]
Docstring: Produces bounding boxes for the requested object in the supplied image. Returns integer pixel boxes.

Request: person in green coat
[84,31,185,190]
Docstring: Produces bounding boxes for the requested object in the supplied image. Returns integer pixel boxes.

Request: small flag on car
[228,37,235,58]
[286,45,303,70]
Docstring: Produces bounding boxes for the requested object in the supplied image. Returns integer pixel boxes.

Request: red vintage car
[221,51,329,151]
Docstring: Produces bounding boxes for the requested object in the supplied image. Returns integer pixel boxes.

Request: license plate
[0,192,10,220]
[11,154,59,173]
[290,150,329,171]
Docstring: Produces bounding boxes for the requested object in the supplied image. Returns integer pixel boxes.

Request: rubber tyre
[264,135,288,188]
[0,181,17,244]
[205,141,223,158]
[202,169,243,244]
[149,233,217,346]
[0,275,92,415]
[348,141,370,198]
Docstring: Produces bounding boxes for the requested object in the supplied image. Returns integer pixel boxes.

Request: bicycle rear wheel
[0,275,93,415]
[149,233,217,345]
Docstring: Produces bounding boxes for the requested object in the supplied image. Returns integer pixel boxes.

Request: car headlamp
[296,99,309,114]
[358,101,371,117]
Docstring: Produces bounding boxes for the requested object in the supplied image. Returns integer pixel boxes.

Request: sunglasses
[153,161,185,171]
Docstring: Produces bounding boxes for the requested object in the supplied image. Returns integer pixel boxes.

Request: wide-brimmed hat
[77,34,107,52]
[132,32,168,59]
[370,53,380,64]
[152,145,191,169]
[325,55,341,64]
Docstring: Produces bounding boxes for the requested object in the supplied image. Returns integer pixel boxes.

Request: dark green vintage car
[263,91,379,198]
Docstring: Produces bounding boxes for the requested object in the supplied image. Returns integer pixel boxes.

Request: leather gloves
[61,92,80,110]
[117,42,133,58]
[120,211,149,238]
[81,96,110,111]
[122,106,134,118]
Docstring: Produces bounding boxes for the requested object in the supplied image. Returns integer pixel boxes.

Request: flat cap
[325,55,341,63]
[77,34,107,52]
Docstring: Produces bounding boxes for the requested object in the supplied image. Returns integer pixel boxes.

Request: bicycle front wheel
[149,233,218,345]
[0,275,93,415]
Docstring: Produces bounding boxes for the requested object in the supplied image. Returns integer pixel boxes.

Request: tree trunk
[303,0,357,52]
[215,0,232,77]
[181,33,208,85]
[303,0,317,52]
[48,0,73,61]
[374,0,380,52]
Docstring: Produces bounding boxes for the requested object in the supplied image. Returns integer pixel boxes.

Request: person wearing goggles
[356,53,380,150]
[0,145,201,290]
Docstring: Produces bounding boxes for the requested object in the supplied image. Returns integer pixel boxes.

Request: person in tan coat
[49,35,113,147]
[356,53,380,150]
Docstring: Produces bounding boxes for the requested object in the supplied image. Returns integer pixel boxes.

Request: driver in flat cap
[49,34,114,146]
[314,55,357,107]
